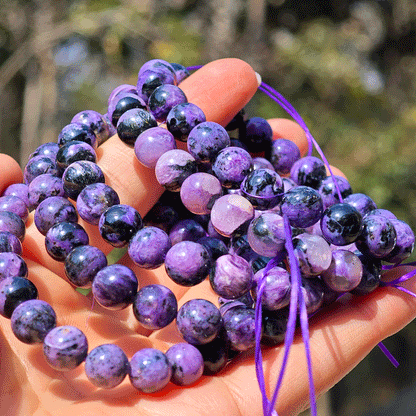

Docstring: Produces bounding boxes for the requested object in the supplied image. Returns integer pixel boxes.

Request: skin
[0,58,415,416]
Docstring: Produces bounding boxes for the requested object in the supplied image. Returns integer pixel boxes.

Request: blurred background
[1,0,416,414]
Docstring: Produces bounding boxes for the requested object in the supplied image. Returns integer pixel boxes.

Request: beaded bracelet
[1,58,416,416]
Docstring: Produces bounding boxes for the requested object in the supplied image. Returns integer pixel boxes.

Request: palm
[1,59,416,416]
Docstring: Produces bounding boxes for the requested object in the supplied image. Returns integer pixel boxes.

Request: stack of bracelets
[1,58,415,416]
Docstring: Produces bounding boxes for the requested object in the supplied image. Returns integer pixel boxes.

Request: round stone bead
[102,113,118,136]
[166,343,204,386]
[210,194,254,238]
[143,201,180,233]
[23,155,58,185]
[290,156,326,189]
[383,219,415,264]
[168,219,206,245]
[0,196,28,222]
[107,89,142,119]
[148,84,188,122]
[0,252,28,281]
[247,212,286,257]
[0,211,25,241]
[64,245,108,288]
[111,94,147,126]
[320,203,363,246]
[223,306,256,351]
[77,183,120,225]
[58,123,97,149]
[210,254,254,299]
[85,344,130,389]
[355,214,397,258]
[241,168,283,210]
[197,236,228,261]
[293,233,332,277]
[0,276,38,318]
[3,183,30,209]
[253,157,275,171]
[62,161,105,201]
[139,59,176,79]
[0,231,22,254]
[108,84,137,108]
[71,110,109,144]
[180,173,223,215]
[92,264,138,310]
[176,299,223,345]
[301,278,325,314]
[28,173,65,209]
[270,138,301,175]
[116,108,158,147]
[280,186,323,228]
[344,193,377,217]
[321,250,363,292]
[128,226,171,269]
[187,121,231,163]
[129,348,172,393]
[11,299,56,344]
[56,140,96,175]
[165,241,211,286]
[43,326,88,371]
[137,68,176,103]
[132,284,177,329]
[170,62,190,83]
[351,252,381,296]
[212,147,253,189]
[30,142,60,160]
[134,127,177,168]
[252,266,291,311]
[99,204,142,248]
[261,308,289,346]
[241,117,273,153]
[366,209,396,220]
[34,196,78,235]
[45,222,89,262]
[318,176,352,210]
[282,177,297,193]
[166,102,206,141]
[155,149,198,192]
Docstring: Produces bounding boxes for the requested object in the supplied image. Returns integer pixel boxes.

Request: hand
[1,58,415,416]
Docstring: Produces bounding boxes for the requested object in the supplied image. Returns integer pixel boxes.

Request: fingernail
[255,72,262,86]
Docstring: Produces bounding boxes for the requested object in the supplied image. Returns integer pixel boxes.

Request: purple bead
[24,155,58,185]
[165,241,211,286]
[318,176,353,210]
[247,212,286,257]
[129,348,172,393]
[11,299,56,344]
[71,110,109,144]
[28,173,65,209]
[34,196,78,235]
[155,149,197,192]
[0,195,28,222]
[139,59,176,79]
[293,233,332,277]
[116,108,158,147]
[29,142,59,160]
[0,231,22,254]
[270,138,301,175]
[148,84,188,122]
[170,62,190,83]
[77,183,120,225]
[261,308,289,346]
[282,177,296,193]
[301,278,325,314]
[58,123,97,149]
[0,252,28,281]
[242,117,273,153]
[210,254,253,299]
[166,102,206,142]
[0,211,25,241]
[355,214,397,258]
[166,343,204,386]
[212,146,253,189]
[252,266,291,311]
[351,252,381,296]
[64,245,107,288]
[198,236,228,261]
[108,90,143,121]
[85,344,130,389]
[99,204,142,248]
[223,306,256,351]
[110,93,147,126]
[56,140,96,175]
[102,113,117,137]
[187,121,231,163]
[92,264,138,310]
[383,219,415,263]
[366,209,396,220]
[253,157,274,171]
[177,299,223,345]
[0,276,38,318]
[321,250,363,292]
[134,127,177,168]
[210,194,254,238]
[43,326,88,371]
[290,156,326,189]
[132,284,177,329]
[62,161,105,201]
[344,193,377,217]
[107,84,137,108]
[3,183,30,209]
[45,222,89,262]
[137,68,176,103]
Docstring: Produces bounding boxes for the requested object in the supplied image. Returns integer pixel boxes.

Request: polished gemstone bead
[0,211,25,241]
[383,219,415,263]
[301,278,325,313]
[107,84,137,108]
[290,156,326,189]
[253,157,275,171]
[23,155,58,185]
[351,251,381,296]
[30,142,59,160]
[111,94,147,126]
[270,138,301,175]
[3,183,30,210]
[169,219,206,246]
[197,236,228,261]
[170,62,190,83]
[241,117,272,153]
[0,231,22,254]
[0,252,28,281]
[0,195,28,222]
[344,193,377,217]
[223,306,256,351]
[58,123,97,149]
[71,110,109,144]
[137,68,176,103]
[318,175,352,210]
[56,140,96,175]
[28,173,65,209]
[148,84,188,122]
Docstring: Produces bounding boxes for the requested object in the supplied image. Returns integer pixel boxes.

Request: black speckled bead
[290,156,326,189]
[0,211,26,241]
[56,140,97,175]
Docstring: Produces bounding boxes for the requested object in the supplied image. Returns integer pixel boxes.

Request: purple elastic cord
[186,65,204,71]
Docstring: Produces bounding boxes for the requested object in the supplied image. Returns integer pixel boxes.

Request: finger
[268,118,308,157]
[326,164,347,179]
[22,59,260,276]
[0,154,23,194]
